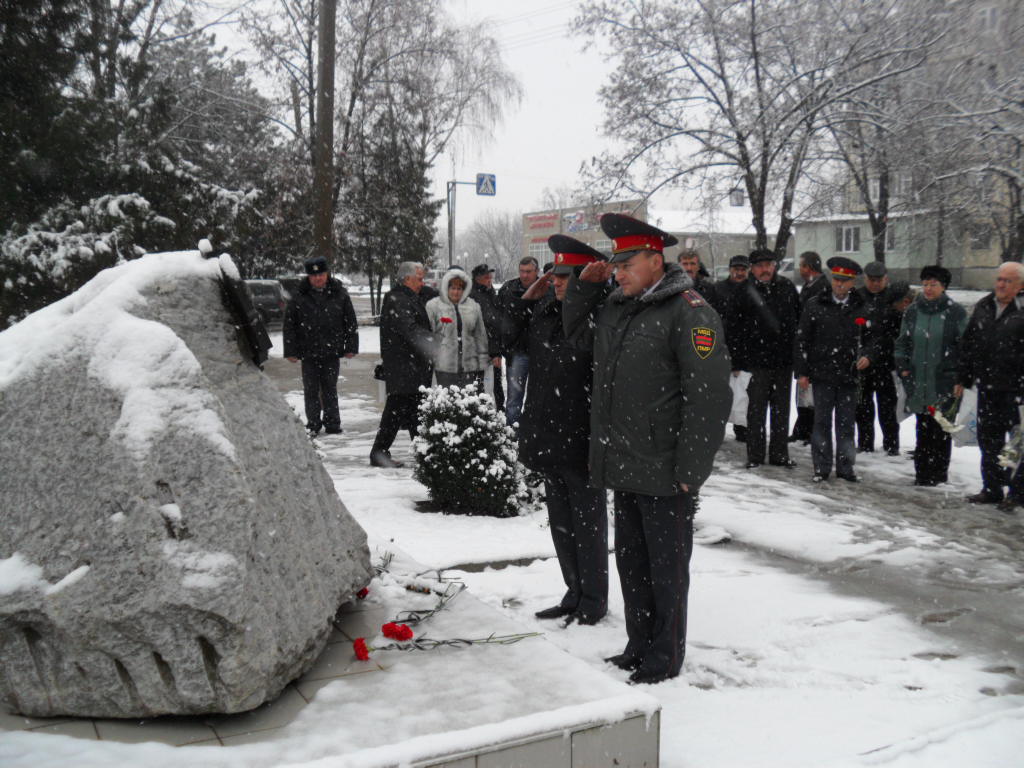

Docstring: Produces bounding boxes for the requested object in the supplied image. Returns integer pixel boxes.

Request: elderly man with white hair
[956,261,1024,511]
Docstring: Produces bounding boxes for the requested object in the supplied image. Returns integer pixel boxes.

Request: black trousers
[914,413,951,483]
[811,383,858,478]
[746,367,792,464]
[856,367,899,452]
[791,406,814,441]
[372,393,422,453]
[543,466,608,621]
[301,356,340,431]
[493,364,505,413]
[978,390,1024,501]
[614,489,695,678]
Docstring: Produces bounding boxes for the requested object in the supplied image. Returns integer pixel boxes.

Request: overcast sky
[436,0,613,231]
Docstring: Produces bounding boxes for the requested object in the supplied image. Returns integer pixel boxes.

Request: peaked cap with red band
[600,213,679,263]
[547,234,607,275]
[826,256,863,280]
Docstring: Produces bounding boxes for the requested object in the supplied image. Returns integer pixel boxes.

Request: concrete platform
[0,550,660,768]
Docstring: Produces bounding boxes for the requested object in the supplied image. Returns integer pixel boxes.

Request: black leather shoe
[886,448,900,457]
[628,668,676,685]
[836,472,860,483]
[745,461,762,469]
[812,473,828,483]
[996,498,1020,513]
[565,611,604,626]
[967,491,1002,504]
[370,450,404,468]
[914,477,940,487]
[324,426,343,434]
[604,653,643,671]
[534,605,573,620]
[769,459,797,468]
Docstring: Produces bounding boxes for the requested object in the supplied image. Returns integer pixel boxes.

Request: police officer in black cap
[855,261,901,455]
[283,255,359,436]
[563,213,731,684]
[505,235,609,626]
[795,256,873,482]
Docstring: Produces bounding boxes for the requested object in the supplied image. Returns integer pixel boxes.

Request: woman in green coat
[894,266,968,486]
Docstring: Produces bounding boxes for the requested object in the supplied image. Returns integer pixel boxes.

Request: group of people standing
[281,215,1024,687]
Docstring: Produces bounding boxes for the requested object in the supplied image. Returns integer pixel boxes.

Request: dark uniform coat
[505,293,596,473]
[379,284,434,395]
[957,294,1024,395]
[794,290,873,386]
[563,263,732,495]
[725,275,800,370]
[282,278,358,359]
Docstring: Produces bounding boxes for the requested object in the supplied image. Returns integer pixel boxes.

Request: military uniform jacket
[794,291,874,387]
[724,275,800,371]
[380,284,435,395]
[563,263,732,495]
[957,293,1024,395]
[282,278,358,359]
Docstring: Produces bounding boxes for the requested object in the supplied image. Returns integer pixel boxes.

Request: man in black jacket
[679,249,716,303]
[470,263,505,411]
[715,254,751,442]
[370,262,435,468]
[855,261,901,455]
[506,236,608,626]
[498,256,540,430]
[725,249,800,468]
[564,214,731,685]
[795,257,871,483]
[790,251,831,443]
[283,256,359,436]
[955,261,1024,508]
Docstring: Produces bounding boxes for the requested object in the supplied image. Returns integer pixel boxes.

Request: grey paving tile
[25,719,99,740]
[297,637,373,682]
[94,716,218,746]
[325,624,347,645]
[218,726,291,746]
[180,736,223,748]
[204,684,306,740]
[0,710,73,732]
[333,604,393,642]
[294,666,382,702]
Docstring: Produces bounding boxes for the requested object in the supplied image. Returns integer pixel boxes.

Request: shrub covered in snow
[413,383,529,517]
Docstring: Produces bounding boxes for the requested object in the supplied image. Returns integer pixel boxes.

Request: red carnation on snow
[855,317,868,326]
[382,622,415,641]
[353,637,370,661]
[440,317,453,324]
[356,587,369,599]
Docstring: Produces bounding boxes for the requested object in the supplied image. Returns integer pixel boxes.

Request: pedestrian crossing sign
[476,173,496,196]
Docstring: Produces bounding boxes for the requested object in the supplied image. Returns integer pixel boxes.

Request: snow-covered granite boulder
[0,251,372,718]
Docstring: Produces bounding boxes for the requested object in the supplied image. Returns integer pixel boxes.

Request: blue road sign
[476,173,496,196]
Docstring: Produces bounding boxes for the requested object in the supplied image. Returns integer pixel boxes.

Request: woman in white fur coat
[424,267,493,388]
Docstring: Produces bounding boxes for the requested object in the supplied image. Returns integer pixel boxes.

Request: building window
[593,238,612,252]
[894,173,913,200]
[885,225,896,251]
[729,189,745,206]
[868,178,880,202]
[970,224,992,251]
[528,242,548,261]
[835,225,861,253]
[977,6,999,32]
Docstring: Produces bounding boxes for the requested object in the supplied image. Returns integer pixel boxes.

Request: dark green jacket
[563,263,732,495]
[894,293,967,414]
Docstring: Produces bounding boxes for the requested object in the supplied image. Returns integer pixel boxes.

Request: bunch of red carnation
[353,622,415,660]
[440,316,453,324]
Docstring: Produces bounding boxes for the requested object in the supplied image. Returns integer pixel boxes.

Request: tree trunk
[312,0,337,263]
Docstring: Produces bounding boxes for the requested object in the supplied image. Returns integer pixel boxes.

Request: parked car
[244,279,290,325]
[777,258,795,282]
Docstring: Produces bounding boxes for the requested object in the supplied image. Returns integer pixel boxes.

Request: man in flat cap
[795,256,873,482]
[564,213,731,685]
[284,255,359,437]
[470,262,505,411]
[714,254,751,442]
[790,251,831,444]
[855,261,901,456]
[506,235,609,626]
[725,249,800,469]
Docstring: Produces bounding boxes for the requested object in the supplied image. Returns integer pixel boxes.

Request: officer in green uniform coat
[563,213,731,684]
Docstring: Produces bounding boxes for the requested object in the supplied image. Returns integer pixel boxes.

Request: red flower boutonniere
[382,622,415,641]
[354,637,370,661]
[440,317,453,324]
[855,317,868,327]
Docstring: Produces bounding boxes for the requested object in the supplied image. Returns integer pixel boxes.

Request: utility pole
[312,0,337,262]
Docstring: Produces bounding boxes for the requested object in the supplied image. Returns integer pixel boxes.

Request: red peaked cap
[547,234,607,274]
[600,213,679,263]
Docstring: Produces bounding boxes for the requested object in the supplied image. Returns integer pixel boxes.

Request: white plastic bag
[893,372,912,422]
[797,382,814,408]
[952,387,978,447]
[729,371,752,426]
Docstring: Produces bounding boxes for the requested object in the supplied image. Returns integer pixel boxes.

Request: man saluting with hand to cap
[563,213,731,685]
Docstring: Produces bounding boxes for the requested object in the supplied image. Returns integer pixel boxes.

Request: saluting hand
[579,261,615,283]
[522,272,552,300]
[855,356,870,371]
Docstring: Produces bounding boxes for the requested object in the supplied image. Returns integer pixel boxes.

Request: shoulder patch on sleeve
[691,326,716,359]
[681,289,706,307]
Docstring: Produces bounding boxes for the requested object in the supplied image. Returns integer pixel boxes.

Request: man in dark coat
[564,214,731,685]
[725,249,800,468]
[283,255,359,436]
[855,261,901,455]
[506,236,608,626]
[714,254,751,442]
[498,256,540,429]
[790,251,831,443]
[679,248,716,303]
[469,263,505,411]
[370,261,435,468]
[795,257,873,483]
[956,261,1024,509]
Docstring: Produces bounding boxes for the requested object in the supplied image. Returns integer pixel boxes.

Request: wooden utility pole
[312,0,337,262]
